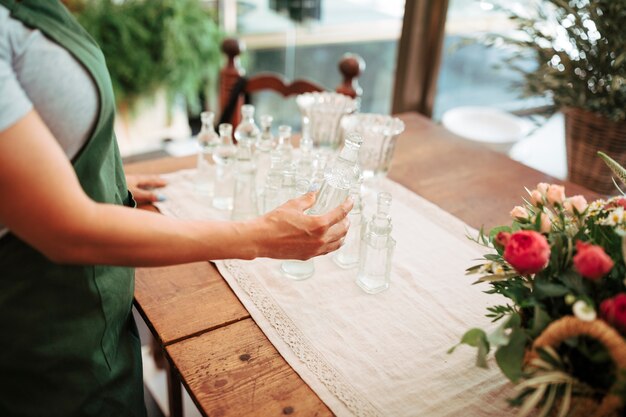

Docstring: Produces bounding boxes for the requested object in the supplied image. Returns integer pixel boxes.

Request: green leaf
[559,271,587,295]
[448,328,490,368]
[530,305,551,338]
[495,327,526,382]
[533,278,569,299]
[598,152,626,188]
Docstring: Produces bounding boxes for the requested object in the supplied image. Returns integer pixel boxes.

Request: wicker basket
[565,108,626,195]
[526,316,626,417]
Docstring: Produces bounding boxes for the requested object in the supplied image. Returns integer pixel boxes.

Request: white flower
[573,300,597,322]
[478,262,492,274]
[492,263,505,275]
[602,206,625,226]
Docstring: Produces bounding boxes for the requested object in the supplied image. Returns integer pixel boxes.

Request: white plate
[441,106,531,153]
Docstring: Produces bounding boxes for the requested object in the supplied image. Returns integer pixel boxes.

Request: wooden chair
[218,37,365,127]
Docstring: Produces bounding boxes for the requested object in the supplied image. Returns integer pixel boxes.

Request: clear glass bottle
[260,150,284,214]
[195,111,220,196]
[296,119,314,192]
[356,192,395,294]
[279,163,298,205]
[255,115,275,202]
[234,104,260,146]
[333,184,363,269]
[281,132,363,280]
[310,152,329,192]
[212,123,237,211]
[275,125,294,166]
[231,136,258,221]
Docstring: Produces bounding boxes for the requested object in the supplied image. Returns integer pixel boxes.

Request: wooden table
[125,112,598,417]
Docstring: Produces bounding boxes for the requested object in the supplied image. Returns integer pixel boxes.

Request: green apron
[0,1,146,416]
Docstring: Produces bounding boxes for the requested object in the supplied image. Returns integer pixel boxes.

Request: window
[227,0,406,126]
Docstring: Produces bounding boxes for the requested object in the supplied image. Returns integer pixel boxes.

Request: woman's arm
[0,110,351,266]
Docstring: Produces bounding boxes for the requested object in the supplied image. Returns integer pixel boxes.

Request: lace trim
[222,259,382,417]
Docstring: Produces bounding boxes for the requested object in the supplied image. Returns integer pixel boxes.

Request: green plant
[490,0,626,121]
[69,0,222,114]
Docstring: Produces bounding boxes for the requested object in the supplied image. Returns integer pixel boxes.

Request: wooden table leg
[166,361,183,417]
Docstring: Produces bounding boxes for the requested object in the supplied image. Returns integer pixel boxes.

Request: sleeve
[0,14,33,132]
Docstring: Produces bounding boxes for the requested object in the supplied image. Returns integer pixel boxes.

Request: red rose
[600,294,626,332]
[503,230,550,275]
[573,241,614,281]
[495,232,511,247]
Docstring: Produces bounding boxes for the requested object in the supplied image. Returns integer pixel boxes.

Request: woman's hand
[250,192,354,260]
[125,174,167,204]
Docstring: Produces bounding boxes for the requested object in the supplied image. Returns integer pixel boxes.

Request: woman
[0,1,351,416]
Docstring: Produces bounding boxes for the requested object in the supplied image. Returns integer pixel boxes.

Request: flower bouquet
[452,152,626,417]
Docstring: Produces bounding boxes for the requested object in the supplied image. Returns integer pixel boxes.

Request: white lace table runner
[155,169,515,417]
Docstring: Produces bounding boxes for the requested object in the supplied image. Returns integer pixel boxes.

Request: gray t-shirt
[0,5,99,237]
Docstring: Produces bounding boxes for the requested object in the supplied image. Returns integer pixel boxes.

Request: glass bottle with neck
[281,133,363,280]
[279,163,297,206]
[296,119,314,184]
[356,192,395,294]
[275,125,294,166]
[195,111,220,196]
[333,184,364,269]
[234,104,260,147]
[212,123,237,211]
[231,133,258,221]
[260,150,284,214]
[255,114,275,200]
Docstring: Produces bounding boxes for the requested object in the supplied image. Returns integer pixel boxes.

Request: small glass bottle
[310,152,329,192]
[260,150,284,214]
[275,125,294,166]
[356,192,395,294]
[195,111,220,196]
[234,104,260,146]
[281,133,363,280]
[212,123,237,211]
[296,120,314,185]
[256,115,275,198]
[279,163,298,205]
[231,136,258,221]
[333,184,363,269]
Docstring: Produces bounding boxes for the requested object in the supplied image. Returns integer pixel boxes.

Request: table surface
[125,111,599,417]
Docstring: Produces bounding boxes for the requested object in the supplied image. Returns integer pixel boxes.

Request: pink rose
[510,206,528,220]
[530,190,544,206]
[563,195,588,214]
[546,184,566,205]
[503,230,550,275]
[600,294,626,332]
[573,241,614,280]
[536,183,549,195]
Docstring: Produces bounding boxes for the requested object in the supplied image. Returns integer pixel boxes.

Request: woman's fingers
[324,217,350,245]
[318,197,353,228]
[289,192,317,212]
[136,175,168,189]
[129,187,160,203]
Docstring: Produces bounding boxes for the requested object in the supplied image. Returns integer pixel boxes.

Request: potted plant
[66,0,223,154]
[490,0,626,194]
